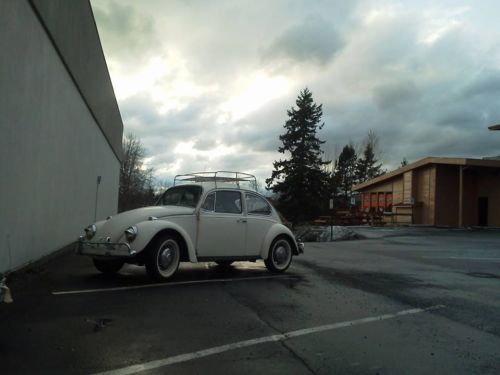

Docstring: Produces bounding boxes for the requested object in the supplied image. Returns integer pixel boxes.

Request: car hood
[94,206,195,241]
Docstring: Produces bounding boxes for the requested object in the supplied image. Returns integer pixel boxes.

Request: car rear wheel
[93,258,124,274]
[145,234,181,280]
[265,236,292,273]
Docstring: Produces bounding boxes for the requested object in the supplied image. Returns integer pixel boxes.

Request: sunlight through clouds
[110,52,214,113]
[174,141,236,160]
[219,73,290,123]
[91,0,500,182]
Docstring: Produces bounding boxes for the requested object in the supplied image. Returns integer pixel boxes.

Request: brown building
[353,157,500,227]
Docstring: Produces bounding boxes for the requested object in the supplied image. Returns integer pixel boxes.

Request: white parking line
[92,305,445,375]
[52,275,299,296]
[422,256,500,262]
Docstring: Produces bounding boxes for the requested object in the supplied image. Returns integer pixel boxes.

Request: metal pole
[329,198,334,241]
[94,176,101,222]
[458,166,463,227]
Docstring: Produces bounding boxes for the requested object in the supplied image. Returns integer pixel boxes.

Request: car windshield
[157,186,203,208]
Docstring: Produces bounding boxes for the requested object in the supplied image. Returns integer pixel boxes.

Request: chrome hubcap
[274,246,288,264]
[159,248,173,269]
[273,241,291,267]
[158,240,178,271]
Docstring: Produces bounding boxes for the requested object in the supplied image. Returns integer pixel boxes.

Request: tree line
[118,134,156,212]
[267,88,385,224]
[119,88,392,222]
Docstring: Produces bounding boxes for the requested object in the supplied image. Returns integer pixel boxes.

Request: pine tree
[334,144,358,206]
[266,88,329,223]
[356,130,384,183]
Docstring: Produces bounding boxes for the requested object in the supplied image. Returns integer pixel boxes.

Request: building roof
[353,157,500,191]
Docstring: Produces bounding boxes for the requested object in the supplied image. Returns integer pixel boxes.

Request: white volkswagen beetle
[77,172,304,280]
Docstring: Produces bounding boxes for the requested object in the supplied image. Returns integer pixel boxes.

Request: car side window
[245,193,271,215]
[215,191,242,214]
[202,193,215,211]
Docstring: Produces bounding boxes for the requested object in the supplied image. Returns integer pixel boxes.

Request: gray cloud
[227,96,293,152]
[193,138,217,151]
[462,70,500,98]
[263,16,344,64]
[92,0,158,64]
[120,93,218,152]
[92,0,500,181]
[373,80,420,111]
[436,110,481,128]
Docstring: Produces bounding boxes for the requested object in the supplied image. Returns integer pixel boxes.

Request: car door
[244,192,274,256]
[197,190,247,258]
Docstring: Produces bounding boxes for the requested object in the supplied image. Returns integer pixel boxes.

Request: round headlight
[124,226,138,242]
[84,224,97,240]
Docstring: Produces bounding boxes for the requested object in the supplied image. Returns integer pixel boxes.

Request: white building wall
[0,0,120,272]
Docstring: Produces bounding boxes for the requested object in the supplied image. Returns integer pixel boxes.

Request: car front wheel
[145,234,181,280]
[93,258,124,274]
[265,236,293,273]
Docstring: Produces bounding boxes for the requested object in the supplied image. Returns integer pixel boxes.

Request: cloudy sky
[91,0,500,185]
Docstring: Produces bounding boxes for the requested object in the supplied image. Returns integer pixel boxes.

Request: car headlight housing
[84,224,97,240]
[124,226,138,242]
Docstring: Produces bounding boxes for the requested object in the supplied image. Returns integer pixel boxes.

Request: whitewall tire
[264,236,292,273]
[145,234,181,280]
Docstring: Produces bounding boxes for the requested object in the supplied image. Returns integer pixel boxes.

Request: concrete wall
[30,0,123,160]
[0,0,121,272]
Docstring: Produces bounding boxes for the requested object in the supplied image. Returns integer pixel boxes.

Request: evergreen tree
[356,130,384,183]
[266,88,329,223]
[334,144,358,206]
[356,142,384,182]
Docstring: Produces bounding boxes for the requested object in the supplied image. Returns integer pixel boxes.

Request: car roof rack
[174,171,257,191]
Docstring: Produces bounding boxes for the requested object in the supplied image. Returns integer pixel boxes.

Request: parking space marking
[422,256,500,262]
[52,274,299,296]
[92,305,445,375]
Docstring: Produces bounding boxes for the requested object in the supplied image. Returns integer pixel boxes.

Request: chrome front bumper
[77,237,137,257]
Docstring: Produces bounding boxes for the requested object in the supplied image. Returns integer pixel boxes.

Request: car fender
[130,220,197,262]
[260,223,298,259]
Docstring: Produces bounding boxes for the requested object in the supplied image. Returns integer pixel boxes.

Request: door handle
[237,219,247,223]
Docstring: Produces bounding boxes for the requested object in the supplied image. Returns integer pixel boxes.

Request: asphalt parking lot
[1,227,500,374]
